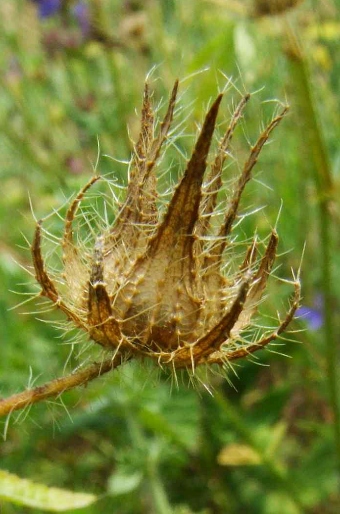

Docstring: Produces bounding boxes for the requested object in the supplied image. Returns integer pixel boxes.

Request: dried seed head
[32,80,300,377]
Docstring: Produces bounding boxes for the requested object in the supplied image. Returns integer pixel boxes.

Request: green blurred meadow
[0,0,340,512]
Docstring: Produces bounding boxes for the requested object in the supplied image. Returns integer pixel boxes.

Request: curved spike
[211,277,301,363]
[88,236,123,348]
[62,176,100,303]
[248,231,278,301]
[206,106,289,269]
[133,82,154,168]
[148,93,223,258]
[239,237,258,273]
[222,107,289,238]
[32,221,59,303]
[113,80,179,235]
[230,231,279,335]
[169,276,251,367]
[198,93,250,238]
[32,221,87,330]
[63,175,100,248]
[148,79,179,167]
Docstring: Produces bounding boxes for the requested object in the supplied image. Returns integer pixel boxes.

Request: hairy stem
[0,356,127,418]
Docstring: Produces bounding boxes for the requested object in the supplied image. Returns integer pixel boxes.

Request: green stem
[146,453,173,514]
[285,26,340,484]
[214,391,305,512]
[125,413,172,514]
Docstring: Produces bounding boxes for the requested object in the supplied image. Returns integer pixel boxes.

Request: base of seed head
[32,79,301,376]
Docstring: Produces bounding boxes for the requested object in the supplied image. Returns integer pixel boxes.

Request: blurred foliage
[0,0,340,513]
[0,469,97,511]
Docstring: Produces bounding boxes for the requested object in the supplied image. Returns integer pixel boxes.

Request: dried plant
[0,79,300,417]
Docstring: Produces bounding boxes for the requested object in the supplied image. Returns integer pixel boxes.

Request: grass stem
[285,24,340,485]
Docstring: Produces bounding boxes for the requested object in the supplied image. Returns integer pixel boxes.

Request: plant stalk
[285,24,340,484]
[0,356,127,418]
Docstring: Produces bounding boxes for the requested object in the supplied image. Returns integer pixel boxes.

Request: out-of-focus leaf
[0,469,97,511]
[173,506,210,514]
[234,22,256,82]
[107,471,143,496]
[217,443,261,466]
[264,422,287,458]
[139,390,200,452]
[263,491,301,514]
[306,22,340,41]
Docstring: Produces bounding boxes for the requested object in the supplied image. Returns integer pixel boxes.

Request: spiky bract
[32,80,300,375]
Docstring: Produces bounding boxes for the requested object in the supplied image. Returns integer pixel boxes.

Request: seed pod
[32,80,300,375]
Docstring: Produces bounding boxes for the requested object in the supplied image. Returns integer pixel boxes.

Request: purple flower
[297,295,324,331]
[31,0,61,18]
[73,2,90,37]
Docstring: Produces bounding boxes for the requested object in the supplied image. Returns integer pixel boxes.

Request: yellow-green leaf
[0,470,97,511]
[217,443,262,466]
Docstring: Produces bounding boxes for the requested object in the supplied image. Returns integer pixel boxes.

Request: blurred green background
[0,0,340,513]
